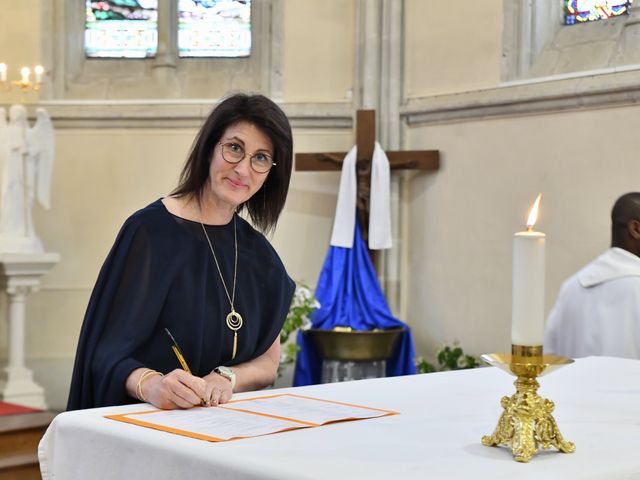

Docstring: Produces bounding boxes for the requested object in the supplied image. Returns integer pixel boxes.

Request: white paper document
[107,393,397,442]
[224,394,387,425]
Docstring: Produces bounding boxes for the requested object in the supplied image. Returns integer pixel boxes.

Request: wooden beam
[355,110,375,163]
[295,150,440,171]
[291,108,440,262]
[386,151,440,170]
[295,153,346,171]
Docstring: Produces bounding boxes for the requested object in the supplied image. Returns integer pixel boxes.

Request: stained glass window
[85,0,158,58]
[178,0,251,57]
[565,0,633,24]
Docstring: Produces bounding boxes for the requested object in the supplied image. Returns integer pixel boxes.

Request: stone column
[0,253,60,409]
[354,0,406,316]
[379,0,404,316]
[355,0,382,111]
[152,0,179,92]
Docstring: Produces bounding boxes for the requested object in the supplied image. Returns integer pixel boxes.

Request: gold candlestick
[0,64,44,102]
[481,345,576,462]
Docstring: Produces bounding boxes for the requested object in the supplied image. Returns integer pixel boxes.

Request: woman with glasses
[67,94,295,410]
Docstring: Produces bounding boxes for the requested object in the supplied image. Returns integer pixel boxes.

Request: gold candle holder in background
[481,345,576,462]
[0,63,44,101]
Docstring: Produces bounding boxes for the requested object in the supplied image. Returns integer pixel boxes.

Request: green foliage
[279,283,320,369]
[438,345,480,370]
[415,342,480,374]
[415,357,437,374]
[282,342,301,364]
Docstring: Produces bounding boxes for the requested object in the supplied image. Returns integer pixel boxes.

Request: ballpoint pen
[164,328,208,406]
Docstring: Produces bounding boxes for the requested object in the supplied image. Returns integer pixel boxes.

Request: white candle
[0,63,6,82]
[20,66,30,84]
[511,194,545,346]
[34,65,44,84]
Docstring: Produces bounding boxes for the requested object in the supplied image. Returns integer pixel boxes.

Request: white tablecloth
[39,357,640,479]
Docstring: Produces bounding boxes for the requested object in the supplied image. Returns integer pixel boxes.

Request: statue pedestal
[0,253,60,409]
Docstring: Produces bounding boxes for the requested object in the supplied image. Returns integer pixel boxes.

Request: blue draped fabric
[293,222,416,386]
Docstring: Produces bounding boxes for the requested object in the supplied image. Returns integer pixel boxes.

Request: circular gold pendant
[226,310,243,332]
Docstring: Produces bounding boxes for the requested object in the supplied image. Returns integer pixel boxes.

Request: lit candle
[20,66,30,84]
[34,65,44,84]
[511,194,545,346]
[0,63,6,82]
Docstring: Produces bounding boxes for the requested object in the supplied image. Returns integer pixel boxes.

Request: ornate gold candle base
[481,345,576,462]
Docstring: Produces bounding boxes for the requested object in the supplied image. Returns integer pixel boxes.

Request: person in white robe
[544,192,640,359]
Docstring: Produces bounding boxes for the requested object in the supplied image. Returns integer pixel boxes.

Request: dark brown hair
[611,192,640,247]
[172,93,293,233]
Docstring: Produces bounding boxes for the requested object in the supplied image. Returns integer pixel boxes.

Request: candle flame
[20,66,30,83]
[34,65,44,84]
[526,194,542,230]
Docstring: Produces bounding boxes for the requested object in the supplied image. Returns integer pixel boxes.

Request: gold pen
[164,328,208,406]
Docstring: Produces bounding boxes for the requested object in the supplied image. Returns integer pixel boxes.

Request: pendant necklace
[200,213,243,360]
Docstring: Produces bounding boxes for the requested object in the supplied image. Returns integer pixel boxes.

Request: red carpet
[0,401,42,416]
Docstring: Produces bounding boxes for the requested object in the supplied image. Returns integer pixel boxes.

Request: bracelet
[135,369,163,403]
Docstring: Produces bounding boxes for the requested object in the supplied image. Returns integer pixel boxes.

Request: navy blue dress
[67,199,294,410]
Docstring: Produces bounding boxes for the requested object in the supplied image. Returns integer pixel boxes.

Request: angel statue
[0,105,55,253]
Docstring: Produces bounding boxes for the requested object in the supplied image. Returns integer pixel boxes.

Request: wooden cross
[295,110,440,250]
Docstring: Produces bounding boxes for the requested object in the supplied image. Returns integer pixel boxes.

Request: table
[38,357,640,479]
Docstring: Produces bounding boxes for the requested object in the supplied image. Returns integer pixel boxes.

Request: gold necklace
[200,214,243,360]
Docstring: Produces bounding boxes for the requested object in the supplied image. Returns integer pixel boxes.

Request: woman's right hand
[128,368,209,409]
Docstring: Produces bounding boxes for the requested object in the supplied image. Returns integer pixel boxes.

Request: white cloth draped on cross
[330,142,392,250]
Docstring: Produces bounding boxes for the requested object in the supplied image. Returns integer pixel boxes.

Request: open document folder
[107,394,398,442]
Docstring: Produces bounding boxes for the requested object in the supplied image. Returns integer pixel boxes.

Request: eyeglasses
[218,142,276,174]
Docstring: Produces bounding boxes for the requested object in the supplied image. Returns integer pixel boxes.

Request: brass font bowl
[306,328,404,361]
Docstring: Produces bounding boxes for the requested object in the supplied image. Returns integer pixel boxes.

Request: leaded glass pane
[178,0,251,58]
[565,0,633,24]
[85,0,158,58]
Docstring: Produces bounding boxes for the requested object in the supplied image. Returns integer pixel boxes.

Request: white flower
[283,283,320,340]
[300,316,312,330]
[298,286,312,300]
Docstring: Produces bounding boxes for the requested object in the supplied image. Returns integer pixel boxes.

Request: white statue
[0,105,55,253]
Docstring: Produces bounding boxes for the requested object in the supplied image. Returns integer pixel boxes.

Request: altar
[39,356,640,479]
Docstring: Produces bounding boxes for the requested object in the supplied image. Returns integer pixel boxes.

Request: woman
[67,94,295,410]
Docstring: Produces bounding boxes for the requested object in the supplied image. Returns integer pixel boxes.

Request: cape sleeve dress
[67,199,295,410]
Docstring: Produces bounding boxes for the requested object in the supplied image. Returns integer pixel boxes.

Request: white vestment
[544,247,640,359]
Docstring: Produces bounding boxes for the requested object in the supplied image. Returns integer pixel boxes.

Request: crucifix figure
[295,110,440,251]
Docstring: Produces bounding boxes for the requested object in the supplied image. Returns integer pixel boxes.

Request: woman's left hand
[200,336,281,406]
[202,371,233,406]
